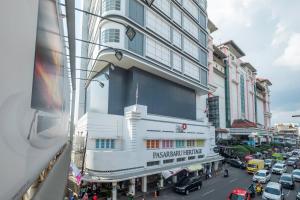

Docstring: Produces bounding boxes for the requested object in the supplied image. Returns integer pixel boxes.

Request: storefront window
[146,140,160,149]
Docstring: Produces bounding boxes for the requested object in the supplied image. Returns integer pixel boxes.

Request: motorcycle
[255,183,263,195]
[224,169,229,177]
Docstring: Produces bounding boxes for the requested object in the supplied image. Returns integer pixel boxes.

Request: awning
[186,164,203,172]
[162,168,183,179]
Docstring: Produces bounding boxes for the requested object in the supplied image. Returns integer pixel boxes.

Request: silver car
[292,169,300,182]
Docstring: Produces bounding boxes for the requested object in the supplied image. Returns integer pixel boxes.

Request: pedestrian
[82,193,89,200]
[92,193,98,200]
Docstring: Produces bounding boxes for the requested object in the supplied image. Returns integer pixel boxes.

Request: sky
[207,0,300,125]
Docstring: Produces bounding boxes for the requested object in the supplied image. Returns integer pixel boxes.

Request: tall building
[74,0,221,199]
[205,35,273,145]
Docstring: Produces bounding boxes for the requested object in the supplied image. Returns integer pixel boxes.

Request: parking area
[138,164,300,200]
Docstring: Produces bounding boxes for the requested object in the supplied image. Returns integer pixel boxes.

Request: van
[247,159,264,174]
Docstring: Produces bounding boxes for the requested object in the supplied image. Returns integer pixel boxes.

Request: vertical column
[160,175,164,188]
[214,161,219,172]
[112,182,117,200]
[172,175,177,183]
[141,176,147,193]
[129,178,136,195]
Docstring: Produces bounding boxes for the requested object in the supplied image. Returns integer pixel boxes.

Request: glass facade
[208,96,220,128]
[95,139,115,149]
[101,29,120,43]
[128,31,144,56]
[240,75,246,116]
[129,0,144,26]
[102,0,121,12]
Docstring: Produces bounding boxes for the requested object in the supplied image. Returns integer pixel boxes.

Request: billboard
[0,0,70,199]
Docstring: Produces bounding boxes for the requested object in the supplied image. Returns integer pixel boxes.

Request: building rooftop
[241,62,257,73]
[256,77,272,86]
[213,45,227,59]
[208,19,218,33]
[231,119,257,128]
[219,40,246,58]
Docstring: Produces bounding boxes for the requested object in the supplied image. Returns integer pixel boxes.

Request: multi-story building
[273,123,299,146]
[205,37,273,146]
[74,0,221,199]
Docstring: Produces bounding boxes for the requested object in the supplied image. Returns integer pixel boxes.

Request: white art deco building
[74,0,221,199]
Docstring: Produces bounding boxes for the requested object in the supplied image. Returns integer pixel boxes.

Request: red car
[228,188,251,200]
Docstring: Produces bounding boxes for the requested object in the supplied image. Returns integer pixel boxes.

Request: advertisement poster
[0,0,70,199]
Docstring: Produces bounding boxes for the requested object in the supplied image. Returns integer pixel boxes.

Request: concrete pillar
[129,178,135,195]
[112,182,117,200]
[214,161,219,171]
[160,175,164,188]
[172,175,177,183]
[141,176,147,193]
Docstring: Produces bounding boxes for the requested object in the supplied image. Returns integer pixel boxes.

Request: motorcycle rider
[255,182,263,195]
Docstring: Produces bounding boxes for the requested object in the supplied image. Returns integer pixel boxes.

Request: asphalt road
[152,164,300,200]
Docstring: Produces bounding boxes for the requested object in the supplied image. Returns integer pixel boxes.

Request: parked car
[253,170,271,183]
[282,153,288,160]
[287,157,298,167]
[174,176,202,195]
[228,159,246,169]
[292,169,300,182]
[279,173,295,190]
[297,189,300,200]
[227,188,251,200]
[262,182,285,200]
[265,159,274,169]
[271,163,287,175]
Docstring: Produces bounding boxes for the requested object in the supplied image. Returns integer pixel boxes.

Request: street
[152,165,300,200]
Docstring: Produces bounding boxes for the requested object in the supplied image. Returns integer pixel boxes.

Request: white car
[272,163,287,175]
[262,182,285,200]
[292,169,300,182]
[253,170,271,183]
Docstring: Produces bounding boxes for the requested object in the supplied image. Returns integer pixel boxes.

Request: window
[147,161,160,166]
[146,140,160,149]
[162,140,173,149]
[196,140,205,147]
[199,10,207,28]
[208,96,220,128]
[95,139,115,149]
[199,30,207,47]
[187,140,195,147]
[172,52,182,72]
[129,0,144,26]
[172,5,181,25]
[199,48,207,67]
[183,16,198,39]
[101,29,120,43]
[184,59,200,80]
[128,31,144,56]
[198,0,207,10]
[154,0,171,17]
[177,157,186,162]
[183,0,198,20]
[102,0,121,12]
[172,29,181,48]
[198,154,205,159]
[176,140,185,148]
[163,159,174,164]
[240,75,246,116]
[200,68,207,85]
[146,10,170,41]
[188,156,196,160]
[146,37,171,66]
[183,37,199,59]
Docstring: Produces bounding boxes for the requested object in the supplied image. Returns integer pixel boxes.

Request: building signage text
[153,149,202,159]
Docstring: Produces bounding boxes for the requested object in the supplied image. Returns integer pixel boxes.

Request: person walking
[82,193,89,200]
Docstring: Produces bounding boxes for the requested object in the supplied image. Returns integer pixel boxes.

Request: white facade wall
[257,98,264,126]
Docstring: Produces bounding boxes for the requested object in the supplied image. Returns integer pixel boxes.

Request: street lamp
[292,115,300,118]
[126,26,136,41]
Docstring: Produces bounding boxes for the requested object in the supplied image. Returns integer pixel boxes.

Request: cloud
[272,108,300,125]
[271,22,290,47]
[274,33,300,70]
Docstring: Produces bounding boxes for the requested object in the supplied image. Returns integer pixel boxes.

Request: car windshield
[177,178,190,187]
[248,164,257,168]
[293,171,300,176]
[256,172,266,177]
[229,193,246,200]
[265,187,281,195]
[274,165,283,169]
[289,158,297,161]
[281,176,292,181]
[265,160,272,163]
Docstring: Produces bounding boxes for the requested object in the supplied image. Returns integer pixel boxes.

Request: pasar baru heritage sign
[153,149,202,159]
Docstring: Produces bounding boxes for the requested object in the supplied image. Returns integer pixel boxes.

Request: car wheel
[197,185,201,190]
[185,190,189,195]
